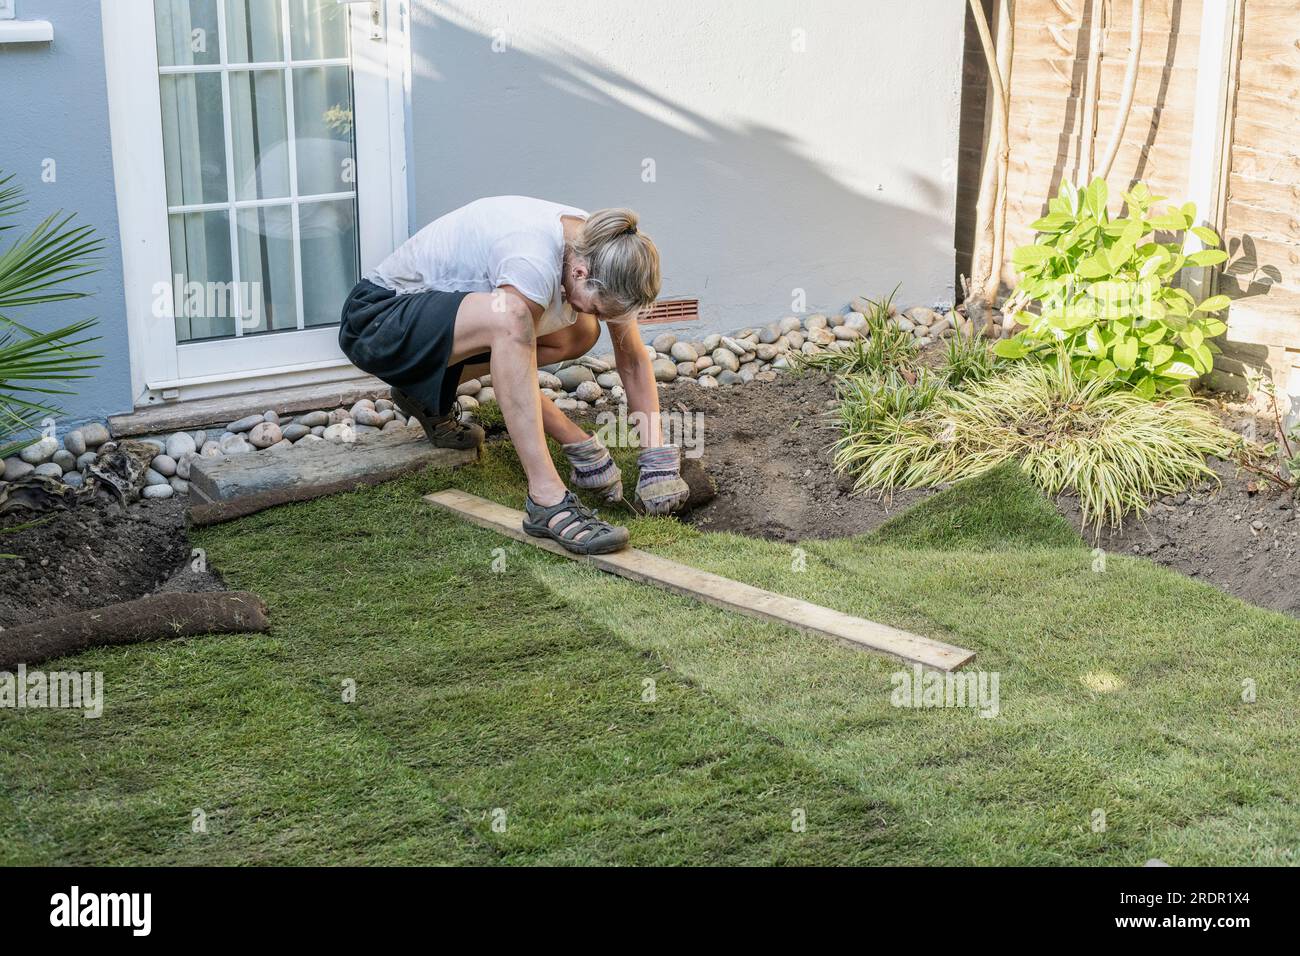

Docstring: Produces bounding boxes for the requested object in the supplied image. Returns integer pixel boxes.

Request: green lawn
[2,443,1297,866]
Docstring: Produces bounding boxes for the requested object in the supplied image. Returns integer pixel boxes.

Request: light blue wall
[0,1,132,426]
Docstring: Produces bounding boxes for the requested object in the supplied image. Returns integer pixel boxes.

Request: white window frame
[102,0,410,405]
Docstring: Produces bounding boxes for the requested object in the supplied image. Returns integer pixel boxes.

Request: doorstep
[109,376,390,438]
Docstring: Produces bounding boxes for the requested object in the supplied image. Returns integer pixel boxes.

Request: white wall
[408,0,965,334]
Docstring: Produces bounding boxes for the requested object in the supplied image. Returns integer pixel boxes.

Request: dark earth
[0,497,224,629]
[3,371,1297,631]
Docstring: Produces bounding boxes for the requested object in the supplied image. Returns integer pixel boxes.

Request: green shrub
[993,178,1230,398]
[832,359,1244,530]
[0,172,101,460]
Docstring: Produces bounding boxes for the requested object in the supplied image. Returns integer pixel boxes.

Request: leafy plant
[994,178,1230,397]
[832,357,1244,529]
[0,171,102,461]
[939,326,1003,390]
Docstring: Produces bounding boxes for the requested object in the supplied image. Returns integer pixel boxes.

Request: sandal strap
[528,492,617,540]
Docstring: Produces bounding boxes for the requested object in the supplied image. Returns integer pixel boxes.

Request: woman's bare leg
[449,292,566,505]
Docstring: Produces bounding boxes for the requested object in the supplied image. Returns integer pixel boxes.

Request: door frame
[101,0,410,406]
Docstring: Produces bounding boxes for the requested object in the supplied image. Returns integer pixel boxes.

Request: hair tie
[624,224,638,237]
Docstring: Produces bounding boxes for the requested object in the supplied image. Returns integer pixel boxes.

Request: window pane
[169,210,236,342]
[159,73,229,207]
[225,0,284,64]
[230,70,290,201]
[289,0,348,60]
[155,0,220,67]
[300,198,357,327]
[237,205,298,333]
[292,65,355,196]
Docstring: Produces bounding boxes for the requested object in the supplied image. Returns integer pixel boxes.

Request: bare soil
[661,372,934,541]
[0,497,224,630]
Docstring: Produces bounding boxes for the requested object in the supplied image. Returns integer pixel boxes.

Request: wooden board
[190,429,477,506]
[424,489,976,672]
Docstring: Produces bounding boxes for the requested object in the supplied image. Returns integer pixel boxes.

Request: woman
[339,196,689,555]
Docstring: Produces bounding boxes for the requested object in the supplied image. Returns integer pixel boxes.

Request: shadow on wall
[407,7,958,337]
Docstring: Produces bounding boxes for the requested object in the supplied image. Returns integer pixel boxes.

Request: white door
[104,0,408,403]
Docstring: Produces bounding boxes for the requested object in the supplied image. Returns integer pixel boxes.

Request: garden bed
[656,369,1300,617]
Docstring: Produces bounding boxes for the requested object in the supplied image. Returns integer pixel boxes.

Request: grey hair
[572,208,661,319]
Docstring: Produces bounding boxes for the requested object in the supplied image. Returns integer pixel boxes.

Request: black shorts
[338,280,477,417]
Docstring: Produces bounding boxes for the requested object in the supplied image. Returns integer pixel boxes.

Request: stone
[63,430,87,456]
[827,313,845,327]
[779,315,802,333]
[169,477,190,494]
[295,434,325,445]
[281,423,311,442]
[701,333,721,352]
[554,397,579,411]
[773,355,790,370]
[808,327,836,346]
[576,355,610,373]
[851,295,874,314]
[755,370,778,382]
[720,336,746,356]
[3,457,33,481]
[695,355,714,372]
[381,420,405,433]
[668,341,698,363]
[327,408,351,425]
[575,380,603,402]
[804,313,828,330]
[755,343,779,361]
[758,325,780,344]
[322,422,355,443]
[19,436,57,464]
[63,471,84,488]
[697,375,719,389]
[76,451,97,469]
[248,422,283,448]
[652,357,678,382]
[34,462,63,478]
[610,385,627,403]
[906,306,942,327]
[311,426,326,437]
[834,326,862,341]
[717,370,743,386]
[844,311,868,330]
[220,434,254,455]
[596,371,621,389]
[79,422,110,447]
[165,431,197,459]
[142,484,174,499]
[650,333,676,354]
[457,394,480,411]
[263,410,281,425]
[676,361,697,377]
[786,330,804,349]
[176,454,194,480]
[557,365,595,390]
[296,410,330,428]
[478,387,495,404]
[711,348,740,373]
[228,414,264,434]
[895,316,916,333]
[353,407,391,427]
[478,374,492,387]
[52,449,77,472]
[202,440,224,456]
[699,365,723,378]
[350,399,376,416]
[537,371,563,391]
[191,430,208,450]
[152,454,178,477]
[375,399,394,412]
[145,468,168,486]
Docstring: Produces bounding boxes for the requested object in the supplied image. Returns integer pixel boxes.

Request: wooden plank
[424,489,976,672]
[191,428,477,504]
[109,375,390,437]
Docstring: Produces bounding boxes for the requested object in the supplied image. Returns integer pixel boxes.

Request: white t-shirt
[366,196,588,337]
